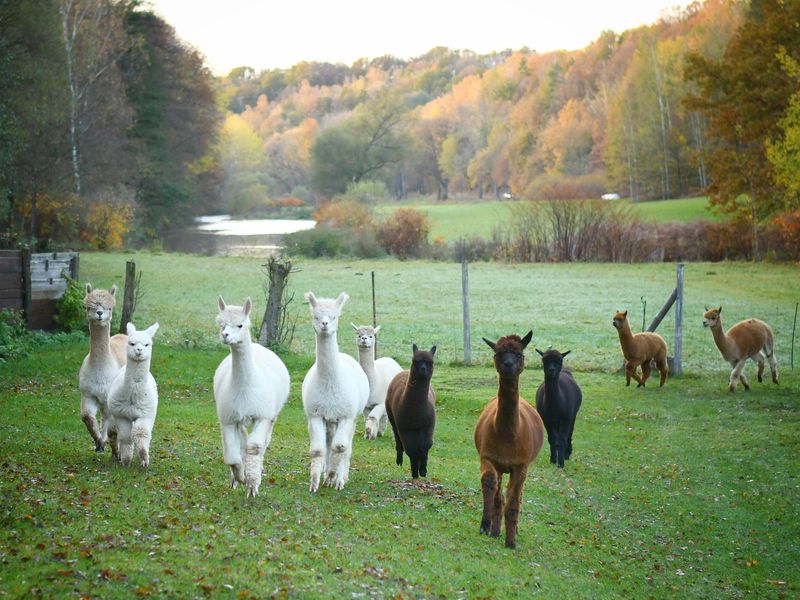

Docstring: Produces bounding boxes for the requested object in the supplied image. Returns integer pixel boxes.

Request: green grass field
[1,254,798,597]
[375,197,721,242]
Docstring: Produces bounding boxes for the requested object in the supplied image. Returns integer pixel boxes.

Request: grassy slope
[375,197,720,242]
[1,254,798,597]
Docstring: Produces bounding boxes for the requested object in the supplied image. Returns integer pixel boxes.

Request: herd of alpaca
[76,281,780,549]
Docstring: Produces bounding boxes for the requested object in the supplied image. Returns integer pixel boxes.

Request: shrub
[0,309,29,362]
[340,179,391,204]
[376,208,430,259]
[283,226,349,258]
[524,172,607,201]
[55,275,86,332]
[769,210,800,260]
[313,199,373,230]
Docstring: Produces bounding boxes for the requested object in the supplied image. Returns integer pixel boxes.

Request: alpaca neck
[357,347,377,387]
[88,320,114,365]
[123,356,151,385]
[616,320,635,353]
[541,376,561,408]
[494,375,521,432]
[314,332,340,378]
[228,333,257,383]
[709,321,733,357]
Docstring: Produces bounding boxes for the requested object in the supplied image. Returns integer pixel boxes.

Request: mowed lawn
[375,197,720,242]
[1,254,798,598]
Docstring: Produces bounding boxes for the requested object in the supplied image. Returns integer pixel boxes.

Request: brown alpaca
[474,331,544,549]
[702,306,778,392]
[612,310,668,387]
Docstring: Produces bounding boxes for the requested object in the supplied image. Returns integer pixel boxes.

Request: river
[160,215,316,257]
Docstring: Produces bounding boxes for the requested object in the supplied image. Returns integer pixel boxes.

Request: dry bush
[313,199,373,230]
[524,172,607,201]
[376,208,430,259]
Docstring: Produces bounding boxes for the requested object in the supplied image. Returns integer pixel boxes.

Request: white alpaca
[78,284,127,453]
[213,297,290,497]
[351,323,403,440]
[302,292,369,492]
[107,322,160,468]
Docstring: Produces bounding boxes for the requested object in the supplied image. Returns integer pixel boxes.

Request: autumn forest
[1,0,798,259]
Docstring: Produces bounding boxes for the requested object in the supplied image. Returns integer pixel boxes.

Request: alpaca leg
[132,418,154,468]
[364,403,385,440]
[328,418,356,490]
[504,466,528,549]
[752,351,765,383]
[388,414,404,467]
[729,359,747,392]
[479,460,500,536]
[657,355,668,387]
[243,418,271,498]
[625,362,643,387]
[640,360,652,387]
[115,419,134,467]
[107,419,119,460]
[307,416,326,493]
[767,348,778,383]
[418,433,432,477]
[221,424,245,488]
[378,411,389,437]
[80,395,105,451]
[566,419,576,460]
[545,425,556,464]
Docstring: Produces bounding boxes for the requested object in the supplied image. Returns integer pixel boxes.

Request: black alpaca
[535,348,582,468]
[385,344,436,478]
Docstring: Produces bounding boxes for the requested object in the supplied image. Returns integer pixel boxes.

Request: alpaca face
[306,292,348,337]
[125,322,159,363]
[352,324,380,350]
[612,310,628,329]
[410,344,436,381]
[84,284,117,327]
[216,296,252,346]
[536,348,571,380]
[702,307,721,328]
[484,331,532,378]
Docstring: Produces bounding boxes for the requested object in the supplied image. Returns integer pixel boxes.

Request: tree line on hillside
[0,0,798,259]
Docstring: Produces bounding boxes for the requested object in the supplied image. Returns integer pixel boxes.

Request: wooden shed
[0,249,79,330]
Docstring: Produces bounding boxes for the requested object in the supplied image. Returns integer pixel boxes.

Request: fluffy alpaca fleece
[612,310,669,387]
[385,344,437,479]
[351,323,403,440]
[702,306,778,392]
[213,297,291,498]
[78,284,128,453]
[107,322,159,468]
[475,332,544,549]
[302,292,369,492]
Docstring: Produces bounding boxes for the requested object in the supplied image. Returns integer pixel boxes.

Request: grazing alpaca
[475,332,544,549]
[351,323,403,440]
[535,348,582,468]
[78,284,128,453]
[302,292,369,492]
[612,310,668,387]
[385,344,437,479]
[107,322,160,467]
[702,306,778,392]
[213,297,290,497]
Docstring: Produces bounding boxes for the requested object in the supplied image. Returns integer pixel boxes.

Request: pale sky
[146,0,690,75]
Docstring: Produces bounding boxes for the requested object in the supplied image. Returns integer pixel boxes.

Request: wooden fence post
[462,259,471,364]
[21,248,31,327]
[120,260,136,334]
[674,263,684,376]
[259,256,292,347]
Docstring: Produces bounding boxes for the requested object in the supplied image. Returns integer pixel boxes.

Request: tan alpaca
[612,310,668,387]
[702,307,778,392]
[78,284,128,452]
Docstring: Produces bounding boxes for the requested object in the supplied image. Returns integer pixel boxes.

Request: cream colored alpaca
[107,322,160,468]
[78,284,128,452]
[703,307,778,392]
[351,323,403,440]
[214,297,290,497]
[612,310,668,387]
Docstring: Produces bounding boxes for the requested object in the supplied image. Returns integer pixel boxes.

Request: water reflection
[161,215,315,257]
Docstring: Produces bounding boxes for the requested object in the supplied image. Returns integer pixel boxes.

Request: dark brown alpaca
[474,331,544,549]
[385,344,437,479]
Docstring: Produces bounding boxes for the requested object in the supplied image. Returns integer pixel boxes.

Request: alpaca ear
[218,296,227,311]
[374,325,381,335]
[243,297,252,317]
[535,348,544,356]
[85,283,93,295]
[430,345,436,357]
[335,292,349,308]
[623,310,628,316]
[304,292,317,307]
[718,306,722,314]
[561,350,571,358]
[146,322,159,338]
[521,330,533,349]
[482,337,496,351]
[412,343,419,353]
[126,322,136,336]
[110,284,117,297]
